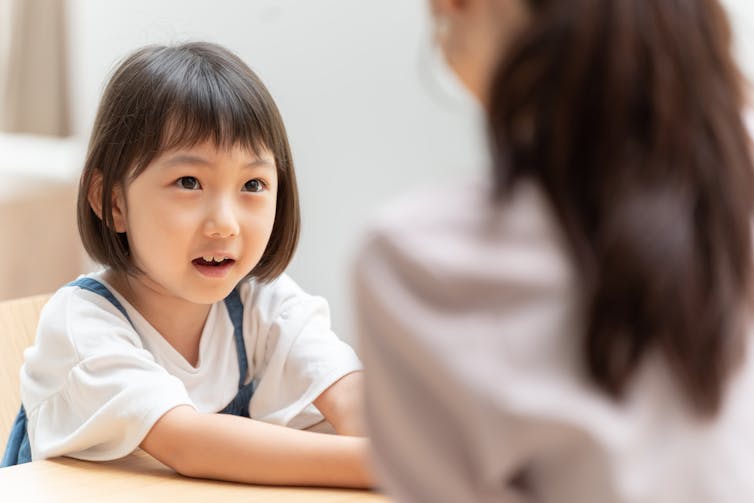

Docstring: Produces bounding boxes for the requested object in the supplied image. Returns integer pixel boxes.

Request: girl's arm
[313,371,366,436]
[140,405,373,488]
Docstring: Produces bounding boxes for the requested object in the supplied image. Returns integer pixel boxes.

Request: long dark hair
[488,0,754,416]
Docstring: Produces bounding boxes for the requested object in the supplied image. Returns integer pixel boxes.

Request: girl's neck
[103,270,210,367]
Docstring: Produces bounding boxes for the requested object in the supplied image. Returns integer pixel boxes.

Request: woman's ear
[430,0,476,60]
[431,0,471,20]
[88,170,128,233]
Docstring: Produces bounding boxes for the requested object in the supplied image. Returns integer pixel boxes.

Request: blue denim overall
[1,277,254,466]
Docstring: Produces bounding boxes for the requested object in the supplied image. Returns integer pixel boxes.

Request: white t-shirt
[21,271,362,461]
[354,178,754,503]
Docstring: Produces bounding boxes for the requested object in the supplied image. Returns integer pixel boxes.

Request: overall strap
[68,277,135,327]
[220,288,255,417]
[223,288,248,389]
[1,407,30,467]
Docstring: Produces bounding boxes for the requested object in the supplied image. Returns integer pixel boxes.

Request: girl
[355,0,754,501]
[3,42,372,488]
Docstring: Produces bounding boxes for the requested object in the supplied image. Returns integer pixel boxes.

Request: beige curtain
[0,0,70,136]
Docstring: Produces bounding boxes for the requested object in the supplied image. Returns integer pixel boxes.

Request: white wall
[65,0,754,344]
[723,0,754,83]
[66,0,486,344]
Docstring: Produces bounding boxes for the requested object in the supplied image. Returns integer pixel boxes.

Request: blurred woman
[354,1,754,501]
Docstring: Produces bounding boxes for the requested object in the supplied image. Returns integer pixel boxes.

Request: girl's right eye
[176,176,201,190]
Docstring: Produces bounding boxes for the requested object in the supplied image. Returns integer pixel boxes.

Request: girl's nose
[204,197,240,238]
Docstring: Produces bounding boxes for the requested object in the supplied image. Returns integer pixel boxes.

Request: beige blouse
[353,178,754,503]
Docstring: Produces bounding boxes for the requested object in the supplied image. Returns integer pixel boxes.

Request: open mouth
[192,256,236,278]
[192,257,236,267]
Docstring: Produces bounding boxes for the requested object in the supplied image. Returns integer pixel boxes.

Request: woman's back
[355,178,754,502]
[357,0,754,499]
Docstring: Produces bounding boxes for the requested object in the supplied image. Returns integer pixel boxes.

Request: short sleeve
[21,288,194,461]
[245,276,363,429]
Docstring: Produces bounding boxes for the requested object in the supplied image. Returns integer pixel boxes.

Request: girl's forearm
[140,405,373,488]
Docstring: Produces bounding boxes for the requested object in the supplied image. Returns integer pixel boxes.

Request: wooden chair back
[0,294,50,444]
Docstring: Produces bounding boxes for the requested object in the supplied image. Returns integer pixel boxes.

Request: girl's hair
[488,0,753,416]
[77,42,299,282]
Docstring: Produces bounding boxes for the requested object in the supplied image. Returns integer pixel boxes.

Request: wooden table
[0,449,391,502]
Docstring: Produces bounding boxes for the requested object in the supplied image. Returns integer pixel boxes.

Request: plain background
[62,0,754,345]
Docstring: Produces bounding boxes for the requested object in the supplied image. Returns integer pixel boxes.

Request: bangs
[127,44,284,176]
[159,75,271,155]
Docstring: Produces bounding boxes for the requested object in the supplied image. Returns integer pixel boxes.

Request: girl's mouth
[192,257,236,278]
[193,257,234,267]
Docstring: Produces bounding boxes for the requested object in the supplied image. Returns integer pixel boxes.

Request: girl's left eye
[243,179,265,193]
[176,176,201,190]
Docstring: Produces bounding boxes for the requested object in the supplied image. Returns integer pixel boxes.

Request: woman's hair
[488,0,754,416]
[77,42,299,282]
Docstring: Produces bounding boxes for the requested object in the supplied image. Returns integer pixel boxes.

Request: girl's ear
[87,170,128,233]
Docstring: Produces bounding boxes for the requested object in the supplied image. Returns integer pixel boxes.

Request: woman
[354,0,754,501]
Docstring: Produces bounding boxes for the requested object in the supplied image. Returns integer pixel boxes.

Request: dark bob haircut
[77,42,299,282]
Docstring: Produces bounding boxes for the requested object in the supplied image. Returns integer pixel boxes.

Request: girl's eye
[243,179,265,193]
[177,176,201,190]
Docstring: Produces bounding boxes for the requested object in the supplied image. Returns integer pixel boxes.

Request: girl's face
[110,140,278,305]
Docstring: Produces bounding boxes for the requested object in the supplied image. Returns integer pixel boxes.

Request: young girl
[2,42,372,488]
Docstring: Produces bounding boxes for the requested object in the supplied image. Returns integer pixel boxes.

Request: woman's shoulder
[355,177,573,294]
[365,177,559,243]
[362,177,493,234]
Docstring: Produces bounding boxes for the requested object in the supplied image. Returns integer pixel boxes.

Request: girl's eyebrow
[160,153,275,168]
[160,154,212,167]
